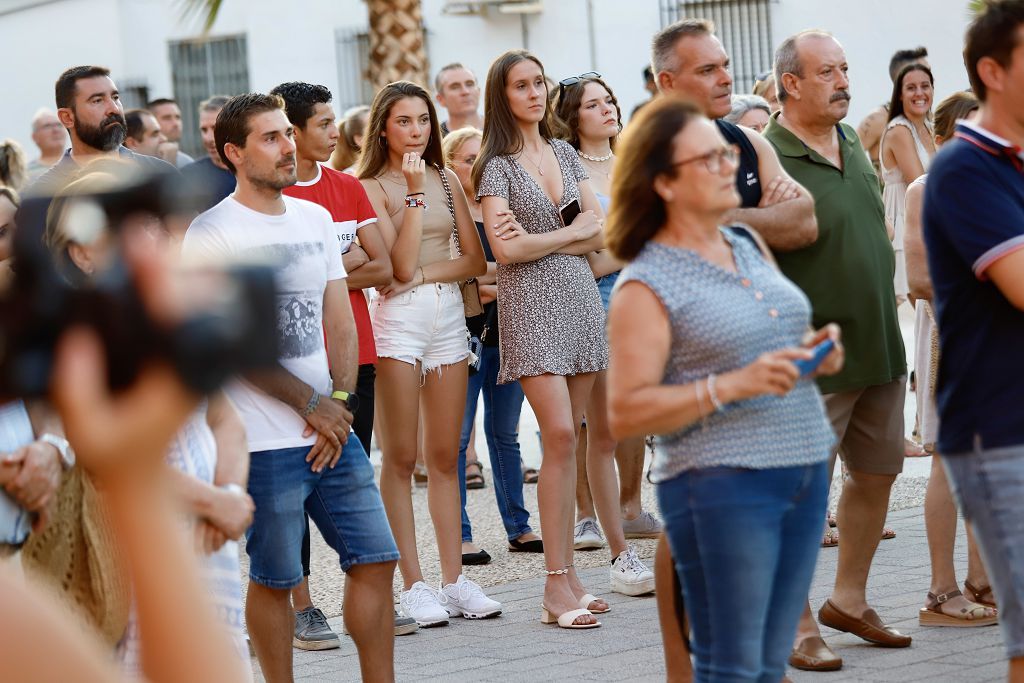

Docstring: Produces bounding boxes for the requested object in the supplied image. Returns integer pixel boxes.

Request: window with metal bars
[660,0,774,94]
[334,27,377,113]
[168,35,250,159]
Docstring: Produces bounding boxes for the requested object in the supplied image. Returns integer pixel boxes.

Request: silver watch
[39,433,75,470]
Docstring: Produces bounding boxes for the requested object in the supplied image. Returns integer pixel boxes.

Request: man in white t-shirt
[182,93,398,683]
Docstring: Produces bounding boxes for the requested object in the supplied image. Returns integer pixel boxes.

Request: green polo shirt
[763,114,906,394]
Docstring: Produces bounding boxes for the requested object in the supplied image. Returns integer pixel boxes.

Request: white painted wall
[0,0,973,163]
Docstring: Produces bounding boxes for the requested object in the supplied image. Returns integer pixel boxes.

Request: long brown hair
[553,76,622,151]
[472,50,556,190]
[357,81,444,180]
[933,91,978,143]
[606,98,702,262]
[887,64,934,124]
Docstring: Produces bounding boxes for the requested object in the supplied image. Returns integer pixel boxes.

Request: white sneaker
[621,510,664,539]
[440,574,502,619]
[573,517,605,550]
[610,544,655,596]
[400,581,450,627]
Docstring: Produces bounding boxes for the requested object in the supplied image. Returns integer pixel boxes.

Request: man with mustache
[29,65,173,197]
[764,31,910,671]
[183,92,399,683]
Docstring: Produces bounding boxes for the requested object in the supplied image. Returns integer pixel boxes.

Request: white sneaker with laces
[610,544,655,596]
[573,517,605,550]
[440,574,502,619]
[400,581,450,627]
[621,510,664,539]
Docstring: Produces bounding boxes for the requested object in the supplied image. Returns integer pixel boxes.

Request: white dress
[117,404,252,680]
[909,174,939,448]
[880,115,932,301]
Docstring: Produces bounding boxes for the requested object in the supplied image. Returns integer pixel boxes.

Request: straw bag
[435,164,483,317]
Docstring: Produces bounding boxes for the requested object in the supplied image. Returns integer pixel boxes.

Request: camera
[0,169,279,400]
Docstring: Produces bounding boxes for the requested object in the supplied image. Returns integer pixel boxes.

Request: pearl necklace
[578,150,613,162]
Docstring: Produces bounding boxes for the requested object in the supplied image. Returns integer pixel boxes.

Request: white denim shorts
[371,282,469,373]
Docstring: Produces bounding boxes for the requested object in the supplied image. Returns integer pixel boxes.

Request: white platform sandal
[541,568,601,629]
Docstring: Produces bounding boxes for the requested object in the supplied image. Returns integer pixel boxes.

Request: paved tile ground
[252,505,1006,682]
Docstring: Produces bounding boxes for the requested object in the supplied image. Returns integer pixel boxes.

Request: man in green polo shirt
[763,30,910,671]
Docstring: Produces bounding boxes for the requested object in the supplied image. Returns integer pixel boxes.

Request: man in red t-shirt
[272,82,412,646]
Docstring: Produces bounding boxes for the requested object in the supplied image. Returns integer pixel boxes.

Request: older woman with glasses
[606,97,842,680]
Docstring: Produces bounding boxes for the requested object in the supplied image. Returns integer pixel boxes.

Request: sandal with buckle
[964,580,998,610]
[522,467,539,484]
[919,589,998,627]
[465,460,486,490]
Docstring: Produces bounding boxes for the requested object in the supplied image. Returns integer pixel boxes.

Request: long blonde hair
[442,126,482,169]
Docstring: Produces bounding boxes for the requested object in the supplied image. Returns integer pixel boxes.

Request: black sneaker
[293,606,341,651]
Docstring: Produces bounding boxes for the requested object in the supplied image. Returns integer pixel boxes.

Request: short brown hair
[605,97,702,262]
[964,0,1024,102]
[214,93,285,175]
[55,65,111,111]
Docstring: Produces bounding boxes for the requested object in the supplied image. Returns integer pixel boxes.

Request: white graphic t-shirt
[183,195,346,452]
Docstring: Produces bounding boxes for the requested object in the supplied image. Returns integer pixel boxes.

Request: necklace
[523,145,545,176]
[578,150,613,162]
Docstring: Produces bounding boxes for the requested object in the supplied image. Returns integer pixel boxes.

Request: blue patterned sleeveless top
[617,227,835,482]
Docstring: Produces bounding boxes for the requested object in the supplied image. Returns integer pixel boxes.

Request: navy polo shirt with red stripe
[923,120,1024,453]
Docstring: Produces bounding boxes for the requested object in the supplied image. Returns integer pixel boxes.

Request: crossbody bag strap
[434,163,462,256]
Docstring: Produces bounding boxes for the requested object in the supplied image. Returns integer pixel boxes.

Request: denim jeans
[246,435,399,589]
[943,441,1024,659]
[458,344,532,542]
[657,461,829,683]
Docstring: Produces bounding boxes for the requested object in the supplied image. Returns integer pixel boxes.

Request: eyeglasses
[671,144,740,174]
[558,71,601,99]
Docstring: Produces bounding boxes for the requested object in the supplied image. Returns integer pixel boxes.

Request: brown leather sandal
[964,581,998,609]
[465,460,486,490]
[919,589,998,627]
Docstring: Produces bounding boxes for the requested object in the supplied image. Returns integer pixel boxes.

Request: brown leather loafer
[789,636,842,671]
[818,599,912,648]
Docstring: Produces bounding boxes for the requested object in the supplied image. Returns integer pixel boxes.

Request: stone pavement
[253,505,1007,682]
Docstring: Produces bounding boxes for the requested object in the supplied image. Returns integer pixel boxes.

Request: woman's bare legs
[616,436,647,522]
[925,454,995,616]
[574,425,596,520]
[420,362,471,586]
[375,358,426,588]
[521,372,598,624]
[584,371,628,559]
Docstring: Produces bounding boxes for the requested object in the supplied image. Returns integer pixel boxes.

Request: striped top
[617,227,835,482]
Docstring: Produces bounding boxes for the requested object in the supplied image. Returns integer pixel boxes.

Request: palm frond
[968,0,987,16]
[178,0,224,34]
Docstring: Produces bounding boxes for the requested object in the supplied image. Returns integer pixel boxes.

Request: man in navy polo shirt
[923,1,1024,675]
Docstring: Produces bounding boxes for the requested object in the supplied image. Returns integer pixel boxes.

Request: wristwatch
[39,433,75,470]
[331,390,360,414]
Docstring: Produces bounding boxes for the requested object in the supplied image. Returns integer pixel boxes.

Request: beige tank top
[374,168,453,268]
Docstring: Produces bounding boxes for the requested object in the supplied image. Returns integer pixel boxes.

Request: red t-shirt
[284,163,379,365]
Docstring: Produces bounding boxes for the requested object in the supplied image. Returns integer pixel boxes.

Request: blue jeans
[245,436,400,589]
[657,462,829,683]
[943,442,1024,659]
[458,344,532,542]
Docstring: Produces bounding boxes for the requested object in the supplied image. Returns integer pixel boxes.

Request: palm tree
[179,0,429,89]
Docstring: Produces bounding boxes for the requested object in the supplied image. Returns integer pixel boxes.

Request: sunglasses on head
[558,71,601,99]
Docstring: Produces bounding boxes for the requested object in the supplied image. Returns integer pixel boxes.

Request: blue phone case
[795,339,835,377]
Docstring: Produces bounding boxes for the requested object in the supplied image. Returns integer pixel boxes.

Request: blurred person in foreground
[606,96,841,682]
[0,233,248,683]
[923,1,1024,676]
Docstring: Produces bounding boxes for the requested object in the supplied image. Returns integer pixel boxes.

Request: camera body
[0,171,279,400]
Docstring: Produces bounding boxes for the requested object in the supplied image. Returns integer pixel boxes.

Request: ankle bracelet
[544,568,569,576]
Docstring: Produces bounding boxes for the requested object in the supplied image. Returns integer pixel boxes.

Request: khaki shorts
[824,377,906,475]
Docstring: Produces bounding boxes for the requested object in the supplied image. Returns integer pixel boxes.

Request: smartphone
[794,338,835,377]
[559,199,582,227]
